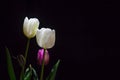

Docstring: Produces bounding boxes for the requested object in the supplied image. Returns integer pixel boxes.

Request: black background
[0,0,120,80]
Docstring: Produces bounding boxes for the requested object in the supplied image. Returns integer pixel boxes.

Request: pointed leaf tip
[46,59,60,80]
[5,47,16,80]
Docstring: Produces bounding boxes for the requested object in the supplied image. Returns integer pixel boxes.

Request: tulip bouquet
[5,17,60,80]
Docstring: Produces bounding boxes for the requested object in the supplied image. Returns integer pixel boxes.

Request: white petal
[23,17,28,28]
[46,29,55,48]
[23,17,29,37]
[36,29,43,47]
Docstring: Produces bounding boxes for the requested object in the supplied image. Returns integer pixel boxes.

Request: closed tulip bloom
[23,17,39,38]
[36,28,55,49]
[37,49,49,65]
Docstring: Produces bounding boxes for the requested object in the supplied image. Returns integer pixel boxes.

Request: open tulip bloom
[5,17,60,80]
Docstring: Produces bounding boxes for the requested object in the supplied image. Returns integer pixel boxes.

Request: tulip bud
[37,49,49,65]
[36,28,55,49]
[23,17,39,38]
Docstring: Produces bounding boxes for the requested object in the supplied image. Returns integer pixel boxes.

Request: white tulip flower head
[23,17,40,38]
[36,28,55,49]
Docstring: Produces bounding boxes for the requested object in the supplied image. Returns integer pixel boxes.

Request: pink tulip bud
[37,49,49,65]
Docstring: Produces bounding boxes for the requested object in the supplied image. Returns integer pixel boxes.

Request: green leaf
[32,67,38,80]
[5,47,16,80]
[24,65,32,80]
[46,60,60,80]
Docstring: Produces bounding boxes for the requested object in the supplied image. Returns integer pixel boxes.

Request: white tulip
[23,17,39,38]
[36,28,55,49]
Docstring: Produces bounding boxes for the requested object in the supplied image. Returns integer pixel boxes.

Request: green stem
[40,49,46,80]
[20,39,30,80]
